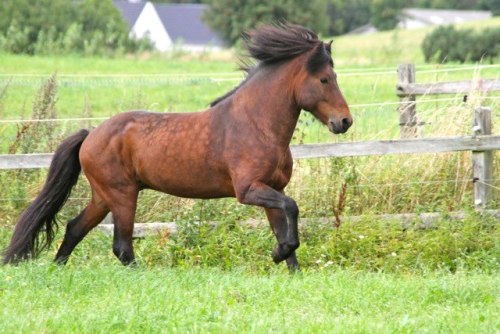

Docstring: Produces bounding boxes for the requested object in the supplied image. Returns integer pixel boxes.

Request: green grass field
[1,266,498,333]
[0,213,499,333]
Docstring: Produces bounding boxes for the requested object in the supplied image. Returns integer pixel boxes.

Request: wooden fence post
[397,64,417,138]
[472,107,493,210]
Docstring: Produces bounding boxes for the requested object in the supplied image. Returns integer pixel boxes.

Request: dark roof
[113,1,147,28]
[154,3,225,47]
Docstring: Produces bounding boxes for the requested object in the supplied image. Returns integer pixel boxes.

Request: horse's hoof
[272,245,289,263]
[288,265,302,275]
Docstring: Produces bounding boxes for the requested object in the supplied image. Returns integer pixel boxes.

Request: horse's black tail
[3,129,90,264]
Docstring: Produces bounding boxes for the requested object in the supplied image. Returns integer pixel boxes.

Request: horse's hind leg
[265,208,300,272]
[54,194,109,265]
[108,188,139,265]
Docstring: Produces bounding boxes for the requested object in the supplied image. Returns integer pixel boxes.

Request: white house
[113,0,225,52]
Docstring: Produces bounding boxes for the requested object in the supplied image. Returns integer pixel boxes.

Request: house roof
[113,0,147,27]
[401,8,492,25]
[153,3,224,47]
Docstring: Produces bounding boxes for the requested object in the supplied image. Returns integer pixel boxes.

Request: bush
[2,20,31,54]
[422,25,500,63]
[0,0,152,56]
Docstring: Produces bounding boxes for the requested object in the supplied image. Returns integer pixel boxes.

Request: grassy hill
[334,16,500,66]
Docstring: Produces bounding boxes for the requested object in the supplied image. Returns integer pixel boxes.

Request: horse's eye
[320,78,328,84]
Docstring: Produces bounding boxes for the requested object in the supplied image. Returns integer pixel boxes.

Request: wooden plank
[290,135,500,159]
[398,64,418,138]
[97,222,178,238]
[2,135,500,169]
[472,107,493,209]
[94,210,500,237]
[0,153,52,169]
[397,78,500,97]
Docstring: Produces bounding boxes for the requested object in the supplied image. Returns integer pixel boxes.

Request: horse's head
[294,42,352,134]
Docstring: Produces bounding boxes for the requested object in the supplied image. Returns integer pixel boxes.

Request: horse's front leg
[265,208,300,271]
[237,182,300,267]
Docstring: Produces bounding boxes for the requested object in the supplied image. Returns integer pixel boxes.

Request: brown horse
[3,23,352,270]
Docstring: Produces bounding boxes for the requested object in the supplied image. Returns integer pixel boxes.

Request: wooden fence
[0,65,499,211]
[396,63,500,138]
[1,107,497,209]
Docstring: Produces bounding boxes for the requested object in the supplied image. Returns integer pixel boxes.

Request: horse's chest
[268,152,293,191]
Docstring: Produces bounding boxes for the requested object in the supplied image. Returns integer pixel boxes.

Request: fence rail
[397,78,500,97]
[1,134,499,170]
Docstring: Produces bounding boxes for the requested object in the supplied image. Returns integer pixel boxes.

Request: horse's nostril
[342,118,351,129]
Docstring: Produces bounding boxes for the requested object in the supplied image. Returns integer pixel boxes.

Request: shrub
[2,20,31,54]
[422,25,500,63]
[0,0,152,56]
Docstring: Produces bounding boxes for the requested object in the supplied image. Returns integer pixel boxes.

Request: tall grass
[0,207,498,273]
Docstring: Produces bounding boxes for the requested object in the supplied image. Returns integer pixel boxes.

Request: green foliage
[407,0,496,11]
[128,212,500,273]
[371,0,403,31]
[153,0,202,2]
[0,20,31,54]
[203,0,329,45]
[480,0,500,15]
[0,0,151,56]
[422,25,500,63]
[327,0,371,35]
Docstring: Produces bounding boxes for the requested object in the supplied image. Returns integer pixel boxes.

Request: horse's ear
[306,43,330,73]
[325,40,333,54]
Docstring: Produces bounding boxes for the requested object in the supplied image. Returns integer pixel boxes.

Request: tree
[327,0,371,35]
[152,0,202,2]
[0,0,145,55]
[0,0,76,51]
[479,0,500,15]
[371,0,403,31]
[203,0,329,46]
[77,0,130,51]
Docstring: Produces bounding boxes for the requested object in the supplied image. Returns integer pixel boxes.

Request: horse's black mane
[210,23,327,107]
[244,22,320,65]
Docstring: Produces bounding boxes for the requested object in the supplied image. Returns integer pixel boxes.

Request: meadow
[1,265,498,333]
[0,213,499,333]
[0,18,499,333]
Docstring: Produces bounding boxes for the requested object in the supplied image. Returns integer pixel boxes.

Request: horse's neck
[225,69,301,148]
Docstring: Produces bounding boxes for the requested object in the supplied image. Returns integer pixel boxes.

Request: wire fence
[0,96,498,125]
[0,177,489,203]
[1,63,499,86]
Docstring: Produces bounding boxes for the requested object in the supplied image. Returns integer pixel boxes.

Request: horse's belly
[137,161,234,199]
[153,183,234,199]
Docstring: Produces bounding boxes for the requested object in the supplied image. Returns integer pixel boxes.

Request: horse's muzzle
[329,117,352,134]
